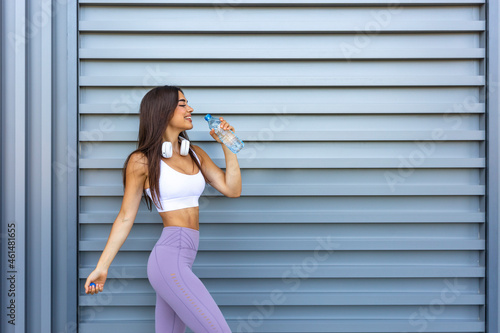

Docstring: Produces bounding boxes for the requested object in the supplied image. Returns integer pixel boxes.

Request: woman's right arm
[85,152,148,294]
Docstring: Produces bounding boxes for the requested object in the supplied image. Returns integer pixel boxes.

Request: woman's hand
[85,268,108,295]
[210,117,235,144]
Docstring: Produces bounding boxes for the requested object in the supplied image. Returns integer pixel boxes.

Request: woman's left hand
[210,117,235,144]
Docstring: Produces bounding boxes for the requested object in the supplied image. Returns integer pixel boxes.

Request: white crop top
[145,149,206,212]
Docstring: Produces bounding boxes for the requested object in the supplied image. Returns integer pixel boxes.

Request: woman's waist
[155,224,200,250]
[159,208,199,231]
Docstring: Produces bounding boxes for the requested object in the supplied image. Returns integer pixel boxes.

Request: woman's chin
[176,122,193,131]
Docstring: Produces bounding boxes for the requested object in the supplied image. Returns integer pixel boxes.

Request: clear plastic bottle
[204,114,244,154]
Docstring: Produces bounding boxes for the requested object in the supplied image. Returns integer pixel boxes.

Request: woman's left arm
[192,117,242,198]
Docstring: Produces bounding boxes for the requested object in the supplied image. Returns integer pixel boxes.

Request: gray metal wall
[1,1,499,333]
[1,0,78,333]
[76,1,489,332]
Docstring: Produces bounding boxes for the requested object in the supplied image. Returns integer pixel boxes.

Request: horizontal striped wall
[77,1,486,332]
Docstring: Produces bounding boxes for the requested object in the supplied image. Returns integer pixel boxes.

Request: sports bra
[145,149,206,212]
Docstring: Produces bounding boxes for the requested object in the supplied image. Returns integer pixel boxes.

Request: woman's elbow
[227,190,241,198]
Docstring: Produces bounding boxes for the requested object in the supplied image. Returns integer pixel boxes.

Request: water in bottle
[204,114,244,154]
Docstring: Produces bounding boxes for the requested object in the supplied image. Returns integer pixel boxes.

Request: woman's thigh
[154,292,187,333]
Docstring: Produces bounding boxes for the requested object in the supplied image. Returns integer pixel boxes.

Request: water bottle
[204,114,244,154]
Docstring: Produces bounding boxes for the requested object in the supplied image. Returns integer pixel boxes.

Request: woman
[84,85,241,333]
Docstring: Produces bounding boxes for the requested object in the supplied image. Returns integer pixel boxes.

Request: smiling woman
[83,85,241,333]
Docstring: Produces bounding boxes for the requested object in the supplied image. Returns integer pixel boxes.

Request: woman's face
[168,91,194,131]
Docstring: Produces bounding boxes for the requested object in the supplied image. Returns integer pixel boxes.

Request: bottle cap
[204,114,212,121]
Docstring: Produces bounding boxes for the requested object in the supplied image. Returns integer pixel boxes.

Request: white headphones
[162,137,190,158]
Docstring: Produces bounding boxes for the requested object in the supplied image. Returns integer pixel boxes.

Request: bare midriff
[159,208,200,231]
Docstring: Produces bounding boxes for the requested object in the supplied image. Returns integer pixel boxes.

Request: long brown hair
[122,85,209,211]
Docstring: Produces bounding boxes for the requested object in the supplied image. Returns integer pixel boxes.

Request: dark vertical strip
[486,1,499,332]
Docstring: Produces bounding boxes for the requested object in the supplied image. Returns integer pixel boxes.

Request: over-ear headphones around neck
[161,137,190,158]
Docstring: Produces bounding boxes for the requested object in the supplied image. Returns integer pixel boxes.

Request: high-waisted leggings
[147,226,232,333]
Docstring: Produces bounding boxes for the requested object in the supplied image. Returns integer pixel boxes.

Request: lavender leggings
[147,226,232,333]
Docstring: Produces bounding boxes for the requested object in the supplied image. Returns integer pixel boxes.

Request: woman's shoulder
[191,144,206,162]
[127,151,149,175]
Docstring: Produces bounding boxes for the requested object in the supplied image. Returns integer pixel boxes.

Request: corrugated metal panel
[77,1,486,332]
[1,1,79,333]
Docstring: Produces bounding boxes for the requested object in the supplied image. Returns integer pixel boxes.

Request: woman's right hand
[85,268,108,295]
